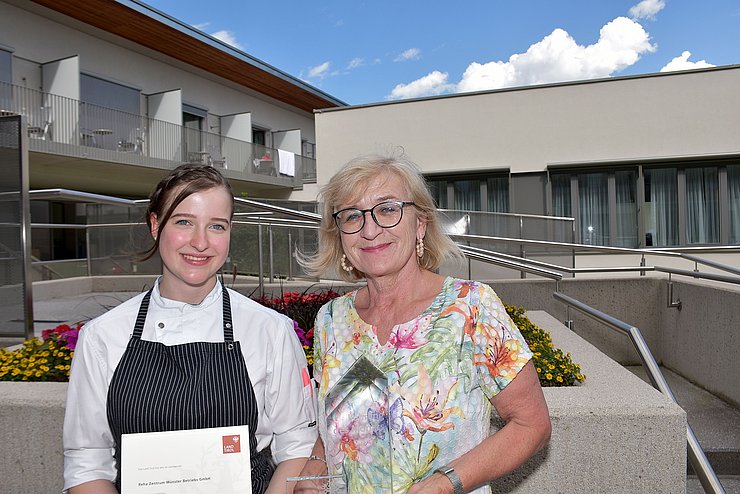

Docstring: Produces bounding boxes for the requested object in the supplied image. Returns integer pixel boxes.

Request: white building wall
[313,66,740,186]
[0,1,316,143]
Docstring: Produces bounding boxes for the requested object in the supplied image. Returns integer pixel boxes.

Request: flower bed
[1,292,584,386]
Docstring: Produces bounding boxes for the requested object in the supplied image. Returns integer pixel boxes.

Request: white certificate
[121,425,252,494]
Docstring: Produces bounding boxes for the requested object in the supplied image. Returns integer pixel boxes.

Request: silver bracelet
[307,455,327,465]
[434,465,464,494]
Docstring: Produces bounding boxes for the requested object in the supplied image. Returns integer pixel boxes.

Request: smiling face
[150,186,232,303]
[339,173,426,281]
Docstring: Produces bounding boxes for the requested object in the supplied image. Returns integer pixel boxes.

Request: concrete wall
[489,277,740,408]
[0,312,686,494]
[32,274,740,408]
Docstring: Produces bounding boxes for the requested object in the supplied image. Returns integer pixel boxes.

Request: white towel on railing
[278,149,295,177]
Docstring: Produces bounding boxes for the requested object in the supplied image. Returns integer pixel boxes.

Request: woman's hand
[408,471,454,493]
[293,438,330,493]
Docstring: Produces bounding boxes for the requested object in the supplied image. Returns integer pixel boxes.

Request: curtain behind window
[487,176,509,213]
[685,167,719,244]
[578,173,609,245]
[427,179,448,209]
[454,179,481,211]
[645,168,678,246]
[552,174,571,218]
[729,165,740,244]
[615,170,638,247]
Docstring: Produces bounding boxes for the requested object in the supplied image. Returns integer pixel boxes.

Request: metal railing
[553,292,727,494]
[1,81,314,186]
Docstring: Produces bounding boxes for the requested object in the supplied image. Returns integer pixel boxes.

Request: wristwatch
[434,464,464,494]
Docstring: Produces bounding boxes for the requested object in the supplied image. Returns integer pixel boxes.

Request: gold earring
[341,254,354,272]
[416,237,425,258]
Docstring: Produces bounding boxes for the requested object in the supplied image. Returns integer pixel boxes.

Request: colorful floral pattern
[314,277,533,493]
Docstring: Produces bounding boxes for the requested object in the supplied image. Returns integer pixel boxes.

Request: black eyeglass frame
[332,201,417,234]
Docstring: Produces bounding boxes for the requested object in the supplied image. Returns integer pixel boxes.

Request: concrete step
[625,365,740,492]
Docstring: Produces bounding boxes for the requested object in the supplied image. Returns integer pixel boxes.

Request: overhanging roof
[29,0,346,113]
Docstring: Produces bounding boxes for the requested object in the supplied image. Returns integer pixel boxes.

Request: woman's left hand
[408,473,453,494]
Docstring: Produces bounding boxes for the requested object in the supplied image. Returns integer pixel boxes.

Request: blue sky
[142,0,740,105]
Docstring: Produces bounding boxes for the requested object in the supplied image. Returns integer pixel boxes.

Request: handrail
[458,245,563,280]
[235,197,321,222]
[679,253,740,277]
[654,266,740,285]
[553,291,726,494]
[460,245,740,286]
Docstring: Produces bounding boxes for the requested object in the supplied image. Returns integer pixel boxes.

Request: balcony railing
[0,81,314,186]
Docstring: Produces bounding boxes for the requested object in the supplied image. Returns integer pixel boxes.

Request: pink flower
[388,316,430,350]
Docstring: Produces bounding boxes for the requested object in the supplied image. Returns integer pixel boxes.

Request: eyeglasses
[332,201,416,234]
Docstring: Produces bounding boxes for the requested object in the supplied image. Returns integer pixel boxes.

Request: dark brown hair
[139,164,234,261]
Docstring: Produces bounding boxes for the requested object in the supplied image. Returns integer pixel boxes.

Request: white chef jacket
[62,279,317,491]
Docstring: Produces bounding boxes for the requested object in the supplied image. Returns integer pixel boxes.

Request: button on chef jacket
[62,279,317,491]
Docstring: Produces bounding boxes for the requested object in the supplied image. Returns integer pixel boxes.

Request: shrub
[0,292,584,387]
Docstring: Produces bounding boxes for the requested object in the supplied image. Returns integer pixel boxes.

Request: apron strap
[221,279,234,342]
[131,287,154,339]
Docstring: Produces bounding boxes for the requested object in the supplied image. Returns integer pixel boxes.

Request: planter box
[0,312,686,493]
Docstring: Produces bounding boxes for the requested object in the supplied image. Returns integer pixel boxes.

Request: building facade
[0,0,344,199]
[312,66,740,250]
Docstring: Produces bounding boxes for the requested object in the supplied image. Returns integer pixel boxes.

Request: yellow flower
[545,373,553,380]
[556,376,563,383]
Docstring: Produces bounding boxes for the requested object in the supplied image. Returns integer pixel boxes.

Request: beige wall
[313,66,740,188]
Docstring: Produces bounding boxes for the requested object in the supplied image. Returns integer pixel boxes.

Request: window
[0,48,10,111]
[427,179,448,208]
[426,173,508,212]
[615,170,638,247]
[551,173,572,218]
[487,176,509,213]
[729,165,740,244]
[685,166,719,244]
[578,172,609,245]
[252,128,266,146]
[80,74,139,113]
[453,179,481,211]
[644,168,678,246]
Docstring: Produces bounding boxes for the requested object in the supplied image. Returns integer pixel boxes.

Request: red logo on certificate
[222,434,241,454]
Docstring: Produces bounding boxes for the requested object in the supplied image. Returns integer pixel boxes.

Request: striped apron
[106,283,274,492]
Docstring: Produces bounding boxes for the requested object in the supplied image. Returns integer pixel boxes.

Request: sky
[142,0,740,106]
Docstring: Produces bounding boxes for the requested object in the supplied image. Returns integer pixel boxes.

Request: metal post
[640,254,646,276]
[268,225,274,283]
[288,231,294,281]
[85,225,92,277]
[257,223,264,297]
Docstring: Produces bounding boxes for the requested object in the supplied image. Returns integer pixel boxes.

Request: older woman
[298,155,551,493]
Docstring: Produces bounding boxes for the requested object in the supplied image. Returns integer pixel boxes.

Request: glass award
[323,355,393,493]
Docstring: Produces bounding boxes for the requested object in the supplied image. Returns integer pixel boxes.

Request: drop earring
[341,254,354,272]
[416,237,425,258]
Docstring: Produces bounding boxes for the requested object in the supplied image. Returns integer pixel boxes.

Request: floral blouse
[314,277,533,493]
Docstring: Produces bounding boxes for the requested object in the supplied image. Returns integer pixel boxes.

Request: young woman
[63,164,317,493]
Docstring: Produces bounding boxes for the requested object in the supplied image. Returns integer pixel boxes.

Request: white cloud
[387,16,656,99]
[394,48,421,62]
[660,51,715,72]
[456,17,655,93]
[347,58,364,70]
[629,0,666,21]
[308,61,331,79]
[211,30,244,50]
[387,71,454,100]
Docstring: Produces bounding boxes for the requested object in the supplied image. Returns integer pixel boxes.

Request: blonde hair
[300,154,462,281]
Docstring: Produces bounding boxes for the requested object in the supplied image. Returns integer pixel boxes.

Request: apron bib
[106,282,274,492]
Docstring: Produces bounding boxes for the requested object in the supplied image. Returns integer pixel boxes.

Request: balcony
[0,81,316,188]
